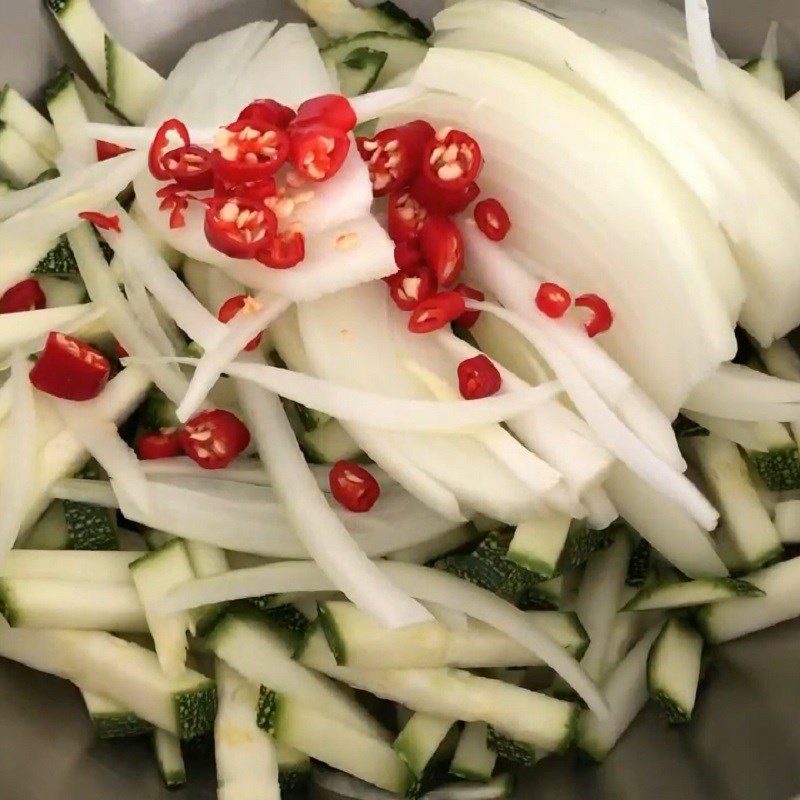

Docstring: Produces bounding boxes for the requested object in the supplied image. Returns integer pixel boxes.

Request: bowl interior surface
[1,1,800,798]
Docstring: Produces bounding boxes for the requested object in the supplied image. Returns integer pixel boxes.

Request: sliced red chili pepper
[420,128,482,193]
[113,340,129,359]
[159,144,214,191]
[217,294,263,351]
[410,178,479,217]
[408,291,466,334]
[136,428,183,460]
[387,191,427,243]
[213,120,290,184]
[256,230,305,270]
[180,409,251,470]
[96,140,132,162]
[79,211,121,233]
[356,120,435,197]
[0,278,46,314]
[329,460,380,512]
[289,125,350,182]
[156,183,196,229]
[575,293,613,338]
[454,283,485,329]
[204,197,278,260]
[294,94,356,133]
[535,282,572,319]
[388,264,437,311]
[457,354,502,400]
[237,99,296,129]
[148,118,191,180]
[474,198,511,242]
[29,331,110,401]
[419,216,464,287]
[393,241,424,272]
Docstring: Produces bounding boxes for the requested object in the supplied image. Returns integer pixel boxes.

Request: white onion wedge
[0,352,36,563]
[684,0,726,101]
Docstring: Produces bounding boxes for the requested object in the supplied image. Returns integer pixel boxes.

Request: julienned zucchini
[322,32,429,93]
[0,84,58,162]
[299,622,578,752]
[293,0,429,40]
[258,688,414,794]
[394,711,454,782]
[205,611,388,739]
[185,541,229,636]
[0,628,216,738]
[744,422,800,491]
[0,121,49,185]
[623,577,764,612]
[152,729,187,788]
[646,619,703,724]
[449,722,496,782]
[301,418,361,463]
[19,502,71,550]
[81,689,152,738]
[506,513,571,579]
[34,236,79,276]
[63,461,119,550]
[129,539,196,678]
[687,435,782,569]
[316,600,587,669]
[277,743,312,798]
[45,0,164,123]
[215,660,280,800]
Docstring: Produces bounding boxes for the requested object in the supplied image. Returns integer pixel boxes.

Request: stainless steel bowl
[2,2,800,798]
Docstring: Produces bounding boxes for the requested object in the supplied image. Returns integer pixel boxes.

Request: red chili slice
[419,216,464,287]
[29,331,110,401]
[180,409,251,470]
[214,175,277,201]
[294,94,356,133]
[535,282,572,319]
[79,211,121,233]
[408,291,466,334]
[356,120,435,197]
[96,140,132,162]
[113,340,129,359]
[0,278,46,314]
[410,178,480,217]
[237,99,296,129]
[217,294,263,351]
[393,240,424,272]
[213,120,290,184]
[454,283,485,329]
[329,460,380,512]
[256,230,305,270]
[575,293,613,337]
[148,118,191,180]
[136,428,183,460]
[204,197,278,259]
[159,144,214,191]
[457,354,502,400]
[388,264,437,311]
[474,198,511,242]
[387,191,428,243]
[289,125,350,182]
[420,128,482,193]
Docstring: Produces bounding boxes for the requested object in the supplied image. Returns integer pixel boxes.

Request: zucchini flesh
[506,513,571,579]
[394,711,454,780]
[449,722,496,782]
[293,0,429,39]
[324,45,388,96]
[624,577,764,611]
[81,689,152,738]
[647,619,703,724]
[19,502,70,550]
[1,549,139,581]
[105,35,165,124]
[0,122,49,185]
[258,689,413,794]
[301,417,361,463]
[0,84,58,162]
[63,461,119,550]
[152,729,186,788]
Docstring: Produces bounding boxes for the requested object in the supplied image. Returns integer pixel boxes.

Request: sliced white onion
[470,300,718,530]
[51,390,151,518]
[160,559,608,716]
[84,122,217,150]
[0,352,37,563]
[237,379,432,629]
[67,224,189,404]
[175,293,291,422]
[349,86,425,122]
[128,355,562,433]
[684,0,726,101]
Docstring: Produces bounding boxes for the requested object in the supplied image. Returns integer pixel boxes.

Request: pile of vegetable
[1,0,800,795]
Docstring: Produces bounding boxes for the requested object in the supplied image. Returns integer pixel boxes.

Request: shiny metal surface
[1,1,800,798]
